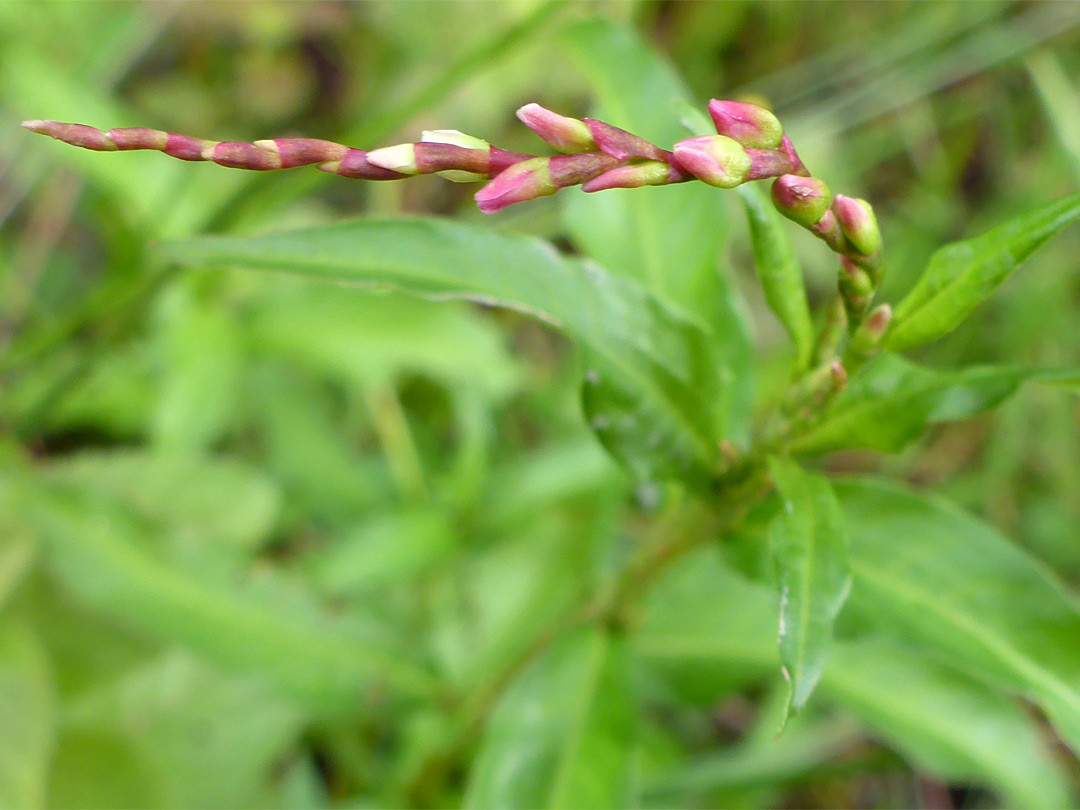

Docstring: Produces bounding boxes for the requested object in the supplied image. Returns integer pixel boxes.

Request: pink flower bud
[516,104,596,153]
[254,138,347,168]
[833,195,882,256]
[321,148,409,180]
[474,157,555,214]
[771,174,831,227]
[708,100,784,149]
[672,135,751,188]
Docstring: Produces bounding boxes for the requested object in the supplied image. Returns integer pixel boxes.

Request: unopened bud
[829,360,849,394]
[672,135,750,189]
[771,174,831,228]
[420,131,489,182]
[516,104,596,153]
[474,157,554,214]
[707,100,783,149]
[582,160,672,192]
[811,209,845,252]
[254,138,347,168]
[833,195,882,256]
[839,257,875,299]
[23,120,116,151]
[849,304,892,355]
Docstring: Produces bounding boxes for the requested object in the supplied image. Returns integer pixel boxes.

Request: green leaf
[739,185,814,369]
[634,550,1075,807]
[0,622,55,810]
[837,478,1080,754]
[163,218,727,484]
[13,471,437,710]
[789,353,1080,455]
[465,626,636,810]
[63,651,305,808]
[827,639,1073,810]
[767,458,852,717]
[888,189,1080,350]
[557,19,728,321]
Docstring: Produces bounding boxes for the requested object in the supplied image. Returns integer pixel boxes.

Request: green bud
[833,195,882,256]
[672,135,751,189]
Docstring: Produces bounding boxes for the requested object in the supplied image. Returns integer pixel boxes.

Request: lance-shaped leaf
[162,219,728,484]
[0,622,55,810]
[738,185,814,368]
[12,472,438,710]
[767,458,852,718]
[837,478,1080,755]
[633,551,1074,808]
[789,353,1080,455]
[887,189,1080,351]
[464,626,636,809]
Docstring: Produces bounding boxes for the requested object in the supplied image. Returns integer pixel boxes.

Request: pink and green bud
[839,256,875,299]
[474,153,617,214]
[474,157,555,214]
[811,209,845,252]
[516,104,595,153]
[833,195,882,256]
[420,130,488,182]
[366,142,420,174]
[771,174,831,227]
[672,135,750,189]
[707,100,783,149]
[849,303,892,354]
[585,119,669,162]
[581,160,673,192]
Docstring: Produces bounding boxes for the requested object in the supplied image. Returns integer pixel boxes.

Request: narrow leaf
[163,218,727,484]
[837,478,1080,754]
[888,189,1080,350]
[465,626,636,809]
[767,458,852,717]
[633,550,1075,807]
[13,472,437,710]
[739,185,814,368]
[789,353,1080,455]
[0,622,55,810]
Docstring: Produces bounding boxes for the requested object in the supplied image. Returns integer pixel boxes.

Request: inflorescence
[22,99,887,346]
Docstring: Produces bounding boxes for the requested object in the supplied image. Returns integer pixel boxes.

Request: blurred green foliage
[2,1,1080,807]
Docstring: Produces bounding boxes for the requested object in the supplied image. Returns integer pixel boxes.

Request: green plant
[4,7,1080,808]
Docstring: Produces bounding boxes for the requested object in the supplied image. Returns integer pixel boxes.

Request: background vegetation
[2,1,1079,807]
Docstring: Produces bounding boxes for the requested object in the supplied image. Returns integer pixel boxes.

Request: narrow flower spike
[833,195,882,256]
[708,100,784,149]
[771,174,831,228]
[672,136,751,188]
[516,104,596,153]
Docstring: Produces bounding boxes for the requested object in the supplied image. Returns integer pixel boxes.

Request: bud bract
[849,303,892,355]
[672,135,750,189]
[366,143,419,174]
[833,195,882,256]
[516,104,596,153]
[771,175,831,228]
[708,100,784,149]
[582,160,672,192]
